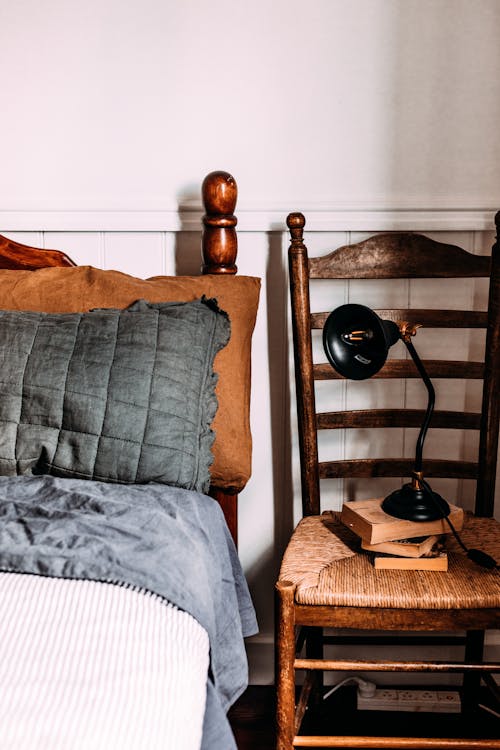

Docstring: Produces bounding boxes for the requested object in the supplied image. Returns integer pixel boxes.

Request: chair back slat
[314,360,484,380]
[312,309,488,329]
[317,409,481,431]
[309,233,491,279]
[319,458,479,481]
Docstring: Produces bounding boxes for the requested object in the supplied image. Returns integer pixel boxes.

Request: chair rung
[292,735,500,748]
[293,658,500,673]
[322,635,467,647]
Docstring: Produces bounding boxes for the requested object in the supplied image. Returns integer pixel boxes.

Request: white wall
[1,0,499,684]
[2,0,500,211]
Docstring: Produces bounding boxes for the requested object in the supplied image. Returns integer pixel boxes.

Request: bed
[0,170,260,750]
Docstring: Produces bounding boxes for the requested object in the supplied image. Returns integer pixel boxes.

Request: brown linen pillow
[0,266,260,492]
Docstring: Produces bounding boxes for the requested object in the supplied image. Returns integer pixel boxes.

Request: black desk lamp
[323,303,450,523]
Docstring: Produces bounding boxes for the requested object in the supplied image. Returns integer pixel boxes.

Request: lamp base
[381,483,450,522]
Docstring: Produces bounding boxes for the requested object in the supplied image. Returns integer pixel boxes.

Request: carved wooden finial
[201,171,238,274]
[287,212,306,245]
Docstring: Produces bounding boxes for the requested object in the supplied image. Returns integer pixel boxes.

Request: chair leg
[463,630,485,712]
[276,580,296,750]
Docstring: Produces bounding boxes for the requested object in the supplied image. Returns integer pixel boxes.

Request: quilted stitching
[0,298,230,493]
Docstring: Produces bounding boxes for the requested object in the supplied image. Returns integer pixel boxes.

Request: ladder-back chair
[276,213,500,749]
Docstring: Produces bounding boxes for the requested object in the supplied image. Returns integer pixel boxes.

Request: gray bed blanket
[0,474,258,749]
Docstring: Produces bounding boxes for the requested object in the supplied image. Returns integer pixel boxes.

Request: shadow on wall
[266,231,294,562]
[172,184,295,640]
[243,229,294,641]
[175,185,203,274]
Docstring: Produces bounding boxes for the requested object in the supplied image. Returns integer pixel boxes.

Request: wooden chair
[276,213,500,749]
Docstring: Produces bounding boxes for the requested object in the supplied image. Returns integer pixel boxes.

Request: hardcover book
[341,498,464,545]
[361,534,441,558]
[372,551,448,571]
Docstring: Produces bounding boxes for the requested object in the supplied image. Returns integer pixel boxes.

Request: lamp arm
[400,336,435,474]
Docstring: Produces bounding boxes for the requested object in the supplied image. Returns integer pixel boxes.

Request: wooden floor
[229,686,500,750]
[229,686,276,750]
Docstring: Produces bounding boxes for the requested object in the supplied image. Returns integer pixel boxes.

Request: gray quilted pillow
[0,297,230,493]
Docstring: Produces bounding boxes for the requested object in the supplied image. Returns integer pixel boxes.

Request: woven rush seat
[279,512,500,610]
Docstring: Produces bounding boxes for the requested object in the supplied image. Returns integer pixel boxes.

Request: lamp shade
[323,304,400,380]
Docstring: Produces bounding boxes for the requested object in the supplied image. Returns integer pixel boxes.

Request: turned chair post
[276,580,297,750]
[287,212,321,517]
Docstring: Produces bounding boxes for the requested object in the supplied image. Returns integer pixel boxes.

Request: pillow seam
[134,309,161,483]
[88,313,121,481]
[14,314,42,475]
[49,314,85,476]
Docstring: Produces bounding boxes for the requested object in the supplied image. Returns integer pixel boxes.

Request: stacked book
[340,498,464,571]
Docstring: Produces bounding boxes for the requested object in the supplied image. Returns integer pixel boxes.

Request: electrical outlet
[378,690,398,702]
[437,691,462,710]
[357,688,461,713]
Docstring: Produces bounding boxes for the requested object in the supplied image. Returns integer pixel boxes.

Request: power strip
[357,688,461,713]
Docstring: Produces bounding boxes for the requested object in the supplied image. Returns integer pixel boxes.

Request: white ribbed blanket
[0,572,209,750]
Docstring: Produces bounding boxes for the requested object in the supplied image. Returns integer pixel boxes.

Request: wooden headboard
[0,170,242,544]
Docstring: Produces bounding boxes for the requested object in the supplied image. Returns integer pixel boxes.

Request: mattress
[0,572,209,750]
